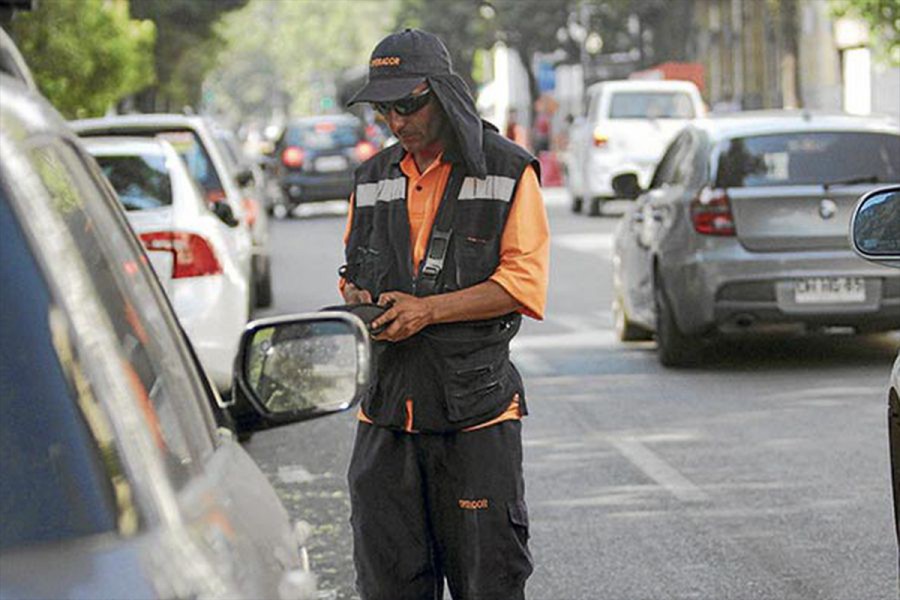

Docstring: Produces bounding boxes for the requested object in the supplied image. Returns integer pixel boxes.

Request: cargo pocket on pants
[506,500,533,581]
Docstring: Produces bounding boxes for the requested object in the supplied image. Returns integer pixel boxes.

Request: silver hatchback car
[612,111,900,366]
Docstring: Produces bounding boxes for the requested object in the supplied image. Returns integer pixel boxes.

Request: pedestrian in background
[341,28,549,600]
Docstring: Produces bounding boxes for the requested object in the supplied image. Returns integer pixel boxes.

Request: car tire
[572,195,584,213]
[654,272,700,367]
[254,256,273,308]
[588,197,603,216]
[613,296,653,342]
[272,203,291,220]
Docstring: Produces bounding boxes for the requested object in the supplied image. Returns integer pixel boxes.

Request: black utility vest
[345,127,539,432]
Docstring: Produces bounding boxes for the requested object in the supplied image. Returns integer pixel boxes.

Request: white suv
[565,79,705,215]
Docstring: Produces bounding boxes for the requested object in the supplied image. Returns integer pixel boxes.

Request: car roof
[688,110,900,142]
[0,72,76,148]
[80,136,170,156]
[0,27,36,92]
[70,113,214,135]
[587,79,701,94]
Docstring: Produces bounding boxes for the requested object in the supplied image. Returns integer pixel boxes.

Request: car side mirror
[210,200,240,228]
[850,186,900,267]
[236,168,254,187]
[612,173,642,200]
[232,312,372,433]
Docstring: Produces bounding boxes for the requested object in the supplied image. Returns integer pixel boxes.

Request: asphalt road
[248,190,899,600]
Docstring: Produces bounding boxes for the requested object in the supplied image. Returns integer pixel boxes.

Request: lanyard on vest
[414,163,466,296]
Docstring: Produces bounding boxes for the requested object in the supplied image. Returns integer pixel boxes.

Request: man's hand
[342,281,373,305]
[371,291,434,342]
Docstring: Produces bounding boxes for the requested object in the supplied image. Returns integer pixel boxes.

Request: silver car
[0,30,370,600]
[611,111,900,366]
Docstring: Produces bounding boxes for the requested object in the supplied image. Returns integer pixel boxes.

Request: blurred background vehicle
[210,125,273,307]
[82,136,251,392]
[849,186,900,550]
[69,115,271,312]
[565,79,705,216]
[272,113,377,219]
[0,37,371,599]
[611,111,900,366]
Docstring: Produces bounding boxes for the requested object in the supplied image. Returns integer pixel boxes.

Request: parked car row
[70,113,275,391]
[0,27,370,600]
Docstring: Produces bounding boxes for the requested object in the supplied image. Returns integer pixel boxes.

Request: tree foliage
[8,0,155,119]
[831,0,900,62]
[206,0,395,122]
[130,0,249,111]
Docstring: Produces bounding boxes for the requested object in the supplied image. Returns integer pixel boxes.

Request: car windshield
[94,152,172,211]
[284,121,360,150]
[608,92,696,119]
[716,131,900,188]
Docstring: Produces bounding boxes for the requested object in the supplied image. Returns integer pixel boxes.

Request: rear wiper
[822,175,879,191]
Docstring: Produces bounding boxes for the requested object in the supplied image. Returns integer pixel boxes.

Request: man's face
[385,83,446,155]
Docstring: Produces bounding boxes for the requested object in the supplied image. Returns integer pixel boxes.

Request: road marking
[553,232,614,255]
[608,436,710,503]
[511,348,555,376]
[512,329,620,350]
[767,386,885,401]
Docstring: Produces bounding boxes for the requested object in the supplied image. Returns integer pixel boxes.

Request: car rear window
[94,152,172,211]
[716,131,900,188]
[155,130,224,198]
[284,121,361,150]
[608,92,696,119]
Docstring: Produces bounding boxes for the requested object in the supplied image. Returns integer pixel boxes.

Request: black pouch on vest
[420,314,521,424]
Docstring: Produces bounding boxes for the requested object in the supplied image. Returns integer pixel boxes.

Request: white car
[565,79,705,215]
[70,114,268,307]
[83,136,249,392]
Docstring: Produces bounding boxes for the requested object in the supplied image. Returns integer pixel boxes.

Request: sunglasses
[374,88,432,117]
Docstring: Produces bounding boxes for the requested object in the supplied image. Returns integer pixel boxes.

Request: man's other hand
[343,282,373,305]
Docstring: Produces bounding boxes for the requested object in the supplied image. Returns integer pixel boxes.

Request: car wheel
[588,197,603,216]
[254,256,273,308]
[272,203,291,220]
[613,296,653,342]
[571,195,583,213]
[654,272,699,367]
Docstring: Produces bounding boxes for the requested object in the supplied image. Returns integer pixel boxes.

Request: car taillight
[691,187,736,236]
[242,197,258,228]
[592,127,608,148]
[139,231,223,278]
[355,140,377,162]
[281,146,305,168]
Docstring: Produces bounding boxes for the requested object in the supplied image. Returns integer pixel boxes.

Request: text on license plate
[315,156,348,172]
[793,277,865,304]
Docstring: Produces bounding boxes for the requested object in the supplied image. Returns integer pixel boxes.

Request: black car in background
[272,114,377,218]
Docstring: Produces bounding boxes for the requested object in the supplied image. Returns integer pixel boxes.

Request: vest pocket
[454,235,497,289]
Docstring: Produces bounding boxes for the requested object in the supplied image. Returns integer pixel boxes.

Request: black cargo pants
[348,419,532,600]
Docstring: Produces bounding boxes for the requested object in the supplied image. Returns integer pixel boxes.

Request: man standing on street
[341,29,550,600]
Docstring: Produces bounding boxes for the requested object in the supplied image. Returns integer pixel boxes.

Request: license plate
[793,277,865,304]
[315,156,347,172]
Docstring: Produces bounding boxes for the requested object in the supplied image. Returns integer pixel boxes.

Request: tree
[831,0,900,63]
[130,0,249,112]
[206,0,396,123]
[7,0,155,119]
